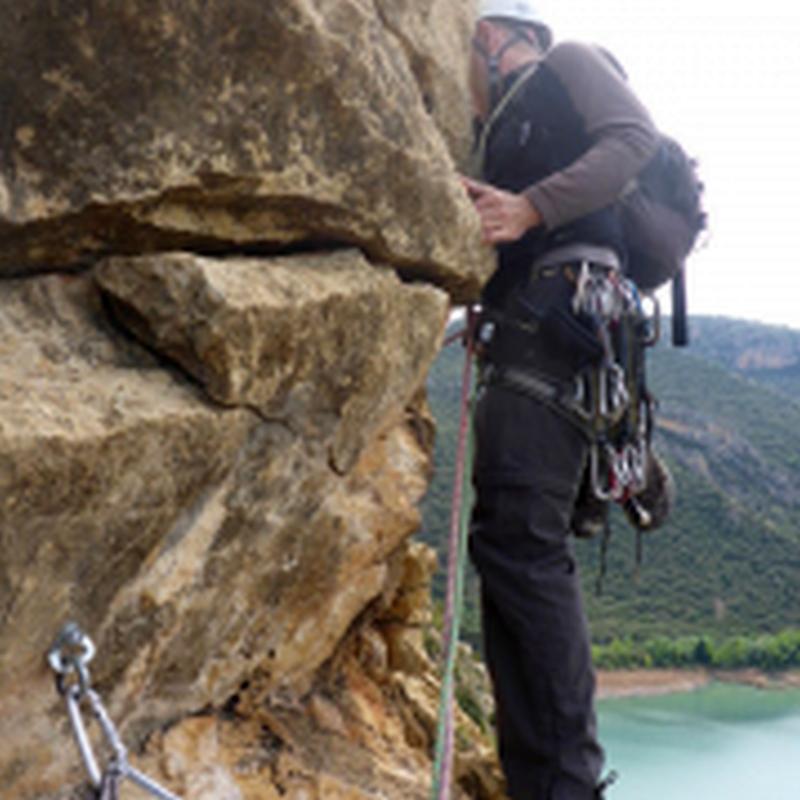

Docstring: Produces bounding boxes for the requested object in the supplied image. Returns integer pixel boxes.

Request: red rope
[442,327,468,349]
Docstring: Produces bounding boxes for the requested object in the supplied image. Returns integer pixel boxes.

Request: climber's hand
[461,176,542,244]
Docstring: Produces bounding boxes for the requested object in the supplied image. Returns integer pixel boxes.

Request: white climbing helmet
[478,0,547,26]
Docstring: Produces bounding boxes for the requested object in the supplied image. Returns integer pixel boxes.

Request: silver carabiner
[86,686,182,800]
[572,261,592,315]
[608,364,630,415]
[590,443,619,502]
[631,441,647,492]
[48,624,183,800]
[612,449,631,497]
[597,365,608,418]
[65,685,104,787]
[48,622,96,697]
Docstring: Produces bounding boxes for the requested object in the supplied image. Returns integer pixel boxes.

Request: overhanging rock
[0,0,493,302]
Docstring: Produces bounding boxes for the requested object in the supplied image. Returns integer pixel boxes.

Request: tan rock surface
[375,0,475,167]
[0,272,489,798]
[0,3,507,798]
[135,541,504,800]
[0,273,253,796]
[0,0,492,301]
[95,249,449,472]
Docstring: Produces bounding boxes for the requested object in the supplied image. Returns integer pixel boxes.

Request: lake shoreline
[597,668,800,699]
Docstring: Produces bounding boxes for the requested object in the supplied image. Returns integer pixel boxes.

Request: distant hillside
[689,316,800,400]
[420,316,800,649]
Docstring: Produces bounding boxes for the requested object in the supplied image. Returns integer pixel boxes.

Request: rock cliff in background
[0,2,502,799]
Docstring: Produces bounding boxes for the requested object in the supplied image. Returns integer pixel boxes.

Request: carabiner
[48,622,96,697]
[65,686,103,787]
[590,444,618,502]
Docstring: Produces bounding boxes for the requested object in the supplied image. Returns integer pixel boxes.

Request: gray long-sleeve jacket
[524,41,658,229]
[481,40,659,306]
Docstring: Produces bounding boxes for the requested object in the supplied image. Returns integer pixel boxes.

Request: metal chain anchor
[47,623,182,800]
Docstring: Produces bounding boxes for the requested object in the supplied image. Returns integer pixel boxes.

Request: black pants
[469,383,604,800]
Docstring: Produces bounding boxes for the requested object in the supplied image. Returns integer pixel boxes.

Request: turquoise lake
[597,683,800,799]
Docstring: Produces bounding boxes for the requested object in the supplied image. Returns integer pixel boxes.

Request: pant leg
[469,384,604,800]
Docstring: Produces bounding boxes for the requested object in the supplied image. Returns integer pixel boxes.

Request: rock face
[0,2,504,799]
[95,250,447,473]
[0,0,491,301]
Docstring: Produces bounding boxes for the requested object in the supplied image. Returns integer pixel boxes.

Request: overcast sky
[540,1,800,330]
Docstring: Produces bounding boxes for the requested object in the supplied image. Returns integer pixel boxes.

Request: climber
[462,2,659,799]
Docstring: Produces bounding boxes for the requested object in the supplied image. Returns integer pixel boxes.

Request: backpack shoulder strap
[470,60,542,179]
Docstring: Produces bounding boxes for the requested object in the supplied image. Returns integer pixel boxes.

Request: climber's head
[470,0,552,120]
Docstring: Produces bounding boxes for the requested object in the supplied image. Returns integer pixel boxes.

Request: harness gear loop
[570,263,656,506]
[483,252,663,582]
[47,623,183,800]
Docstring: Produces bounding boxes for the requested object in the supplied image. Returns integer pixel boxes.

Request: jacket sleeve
[523,41,659,230]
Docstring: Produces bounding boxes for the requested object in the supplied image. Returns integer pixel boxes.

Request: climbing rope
[47,622,182,800]
[431,309,478,800]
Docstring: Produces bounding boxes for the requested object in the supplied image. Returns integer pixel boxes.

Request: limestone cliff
[0,2,501,799]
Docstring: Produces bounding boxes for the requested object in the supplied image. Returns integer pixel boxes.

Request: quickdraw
[568,261,665,589]
[47,623,182,800]
[570,262,658,507]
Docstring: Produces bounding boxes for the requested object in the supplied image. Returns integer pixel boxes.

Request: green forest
[420,315,800,670]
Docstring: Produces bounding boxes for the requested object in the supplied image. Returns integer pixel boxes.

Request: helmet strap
[472,26,539,114]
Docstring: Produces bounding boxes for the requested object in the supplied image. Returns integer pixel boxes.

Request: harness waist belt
[482,363,593,436]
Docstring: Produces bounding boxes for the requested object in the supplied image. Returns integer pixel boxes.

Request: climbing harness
[478,251,665,589]
[430,310,478,800]
[47,622,182,800]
